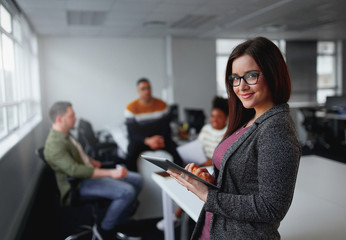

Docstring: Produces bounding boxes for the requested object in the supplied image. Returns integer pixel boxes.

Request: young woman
[157,96,228,231]
[198,96,228,166]
[168,37,301,240]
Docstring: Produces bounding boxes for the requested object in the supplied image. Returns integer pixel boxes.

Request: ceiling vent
[67,10,107,26]
[170,14,216,29]
[286,19,336,31]
[143,21,167,28]
[257,24,287,32]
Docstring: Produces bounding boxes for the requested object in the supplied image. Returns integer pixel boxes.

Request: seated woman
[198,96,229,166]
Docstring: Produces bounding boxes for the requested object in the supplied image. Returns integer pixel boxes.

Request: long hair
[224,37,291,137]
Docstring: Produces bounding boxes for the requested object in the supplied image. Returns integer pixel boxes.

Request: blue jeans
[78,171,142,231]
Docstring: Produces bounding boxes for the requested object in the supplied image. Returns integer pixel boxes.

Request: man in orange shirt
[124,78,183,171]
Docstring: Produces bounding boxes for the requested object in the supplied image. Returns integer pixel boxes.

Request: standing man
[125,78,183,171]
[44,101,142,239]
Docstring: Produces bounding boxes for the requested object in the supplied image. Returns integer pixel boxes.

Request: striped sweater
[198,124,227,159]
[125,98,170,143]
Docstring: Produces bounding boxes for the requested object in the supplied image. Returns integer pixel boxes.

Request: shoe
[96,224,115,240]
[156,215,181,231]
[116,232,142,240]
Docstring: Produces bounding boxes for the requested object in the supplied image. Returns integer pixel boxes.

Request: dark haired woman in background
[198,96,228,166]
[168,37,301,240]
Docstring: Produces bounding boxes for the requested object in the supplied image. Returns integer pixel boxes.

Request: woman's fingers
[167,170,197,189]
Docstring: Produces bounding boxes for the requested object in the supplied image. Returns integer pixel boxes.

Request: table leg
[162,190,174,240]
[180,212,189,240]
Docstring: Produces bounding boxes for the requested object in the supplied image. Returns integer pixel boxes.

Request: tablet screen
[141,155,218,189]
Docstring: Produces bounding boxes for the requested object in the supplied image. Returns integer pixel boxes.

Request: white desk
[152,172,204,240]
[315,111,346,138]
[316,111,346,120]
[280,155,346,240]
[152,156,346,240]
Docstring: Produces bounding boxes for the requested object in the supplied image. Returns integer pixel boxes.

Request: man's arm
[89,157,102,168]
[126,118,146,143]
[92,167,128,179]
[158,111,172,139]
[45,141,94,178]
[144,135,165,149]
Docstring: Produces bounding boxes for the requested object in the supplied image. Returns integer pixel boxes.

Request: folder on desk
[177,139,207,165]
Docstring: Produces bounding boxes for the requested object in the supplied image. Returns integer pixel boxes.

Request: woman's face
[232,54,274,116]
[210,108,227,130]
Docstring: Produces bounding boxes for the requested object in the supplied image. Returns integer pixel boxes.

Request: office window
[216,39,245,97]
[317,41,337,104]
[0,3,41,158]
[0,5,12,33]
[216,39,285,97]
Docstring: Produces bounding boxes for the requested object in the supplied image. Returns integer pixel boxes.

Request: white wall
[39,37,167,130]
[39,37,217,131]
[172,38,217,122]
[286,41,317,103]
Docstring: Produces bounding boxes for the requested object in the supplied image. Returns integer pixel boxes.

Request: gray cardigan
[191,103,301,240]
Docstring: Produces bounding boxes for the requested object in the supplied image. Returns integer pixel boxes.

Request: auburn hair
[224,37,291,137]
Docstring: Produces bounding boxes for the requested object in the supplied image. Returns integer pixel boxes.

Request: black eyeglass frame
[228,72,263,87]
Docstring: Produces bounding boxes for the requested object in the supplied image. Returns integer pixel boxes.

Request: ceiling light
[143,21,167,28]
[257,24,287,32]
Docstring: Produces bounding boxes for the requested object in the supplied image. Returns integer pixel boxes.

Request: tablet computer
[141,155,218,189]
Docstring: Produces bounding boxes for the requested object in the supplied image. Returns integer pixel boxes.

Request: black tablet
[141,155,218,189]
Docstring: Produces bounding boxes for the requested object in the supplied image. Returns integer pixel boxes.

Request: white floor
[279,155,346,240]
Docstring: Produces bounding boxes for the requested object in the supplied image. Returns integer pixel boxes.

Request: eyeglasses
[228,72,263,87]
[139,87,151,91]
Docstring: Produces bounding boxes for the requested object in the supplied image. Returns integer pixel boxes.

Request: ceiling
[13,0,346,40]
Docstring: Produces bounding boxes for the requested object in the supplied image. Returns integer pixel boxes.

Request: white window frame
[316,41,339,104]
[0,3,41,159]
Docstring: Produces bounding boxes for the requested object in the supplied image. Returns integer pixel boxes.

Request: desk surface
[280,155,346,240]
[152,171,205,222]
[153,156,346,239]
[315,110,346,120]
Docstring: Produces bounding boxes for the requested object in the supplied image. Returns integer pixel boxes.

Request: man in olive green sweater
[44,101,142,239]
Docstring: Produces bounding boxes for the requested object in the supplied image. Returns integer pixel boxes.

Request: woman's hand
[189,164,215,184]
[167,163,212,202]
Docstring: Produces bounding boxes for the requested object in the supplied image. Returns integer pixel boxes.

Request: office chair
[77,118,124,165]
[300,107,331,151]
[184,108,206,134]
[169,104,179,125]
[35,147,107,240]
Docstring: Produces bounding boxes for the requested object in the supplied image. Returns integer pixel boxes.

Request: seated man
[124,77,183,171]
[44,101,142,240]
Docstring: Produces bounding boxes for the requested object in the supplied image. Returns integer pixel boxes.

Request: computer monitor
[184,108,206,133]
[325,96,346,112]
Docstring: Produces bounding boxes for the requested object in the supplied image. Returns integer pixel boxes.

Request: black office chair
[77,118,124,165]
[300,107,331,151]
[169,104,179,125]
[35,147,108,240]
[184,108,206,133]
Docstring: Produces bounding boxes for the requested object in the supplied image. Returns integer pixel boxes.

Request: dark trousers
[126,138,184,172]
